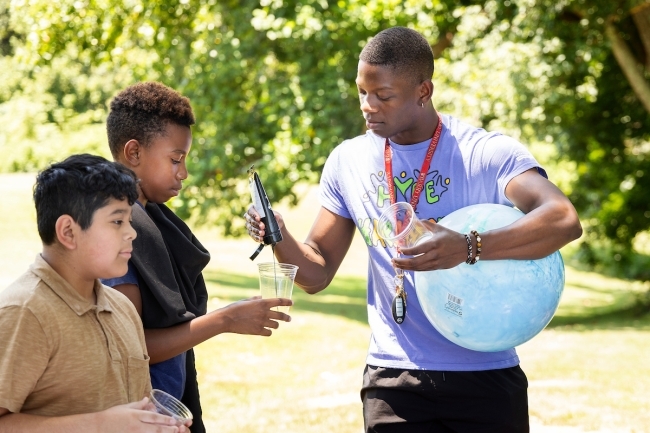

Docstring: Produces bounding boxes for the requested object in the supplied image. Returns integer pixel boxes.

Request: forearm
[145,312,229,364]
[272,208,359,294]
[246,206,356,294]
[146,296,293,363]
[272,226,333,294]
[477,198,582,261]
[113,283,225,363]
[145,321,199,364]
[0,412,99,433]
[395,179,582,272]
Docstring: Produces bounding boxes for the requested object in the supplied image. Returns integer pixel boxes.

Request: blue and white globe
[414,203,565,352]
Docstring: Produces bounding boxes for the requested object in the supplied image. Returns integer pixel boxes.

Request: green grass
[197,267,650,433]
[519,267,650,431]
[2,173,649,432]
[203,270,368,324]
[194,305,368,432]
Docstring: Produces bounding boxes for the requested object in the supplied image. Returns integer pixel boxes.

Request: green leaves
[3,0,650,261]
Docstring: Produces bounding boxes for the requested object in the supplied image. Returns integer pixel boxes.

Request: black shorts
[361,364,529,433]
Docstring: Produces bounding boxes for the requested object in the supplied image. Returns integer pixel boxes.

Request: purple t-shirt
[319,113,544,371]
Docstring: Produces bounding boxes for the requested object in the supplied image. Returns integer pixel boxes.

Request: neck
[137,185,148,207]
[115,156,148,206]
[389,108,439,145]
[41,249,97,303]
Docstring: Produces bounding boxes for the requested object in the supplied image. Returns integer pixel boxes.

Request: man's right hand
[244,205,285,243]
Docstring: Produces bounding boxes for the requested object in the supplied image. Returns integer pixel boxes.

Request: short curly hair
[359,27,434,84]
[106,82,195,157]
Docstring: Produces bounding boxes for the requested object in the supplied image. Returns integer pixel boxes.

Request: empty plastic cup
[258,262,299,313]
[150,389,193,425]
[377,202,433,248]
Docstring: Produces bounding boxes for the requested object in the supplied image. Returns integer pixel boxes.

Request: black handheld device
[248,165,283,260]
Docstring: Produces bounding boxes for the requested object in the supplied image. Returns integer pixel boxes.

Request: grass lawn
[1,173,649,432]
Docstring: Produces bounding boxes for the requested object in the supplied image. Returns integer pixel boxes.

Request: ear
[55,215,78,250]
[419,79,434,105]
[123,139,142,167]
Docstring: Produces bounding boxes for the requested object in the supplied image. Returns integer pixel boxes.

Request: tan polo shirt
[0,254,151,415]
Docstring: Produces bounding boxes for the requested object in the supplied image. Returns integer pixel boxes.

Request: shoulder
[0,270,37,306]
[0,273,51,340]
[0,269,55,317]
[323,132,382,173]
[442,114,497,145]
[442,114,531,155]
[331,132,382,155]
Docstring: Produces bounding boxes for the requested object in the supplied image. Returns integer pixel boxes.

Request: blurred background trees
[1,0,649,278]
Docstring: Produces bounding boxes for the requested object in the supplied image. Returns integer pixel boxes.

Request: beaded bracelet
[469,230,482,265]
[463,233,473,264]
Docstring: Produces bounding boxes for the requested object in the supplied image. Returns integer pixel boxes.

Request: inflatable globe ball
[414,203,565,352]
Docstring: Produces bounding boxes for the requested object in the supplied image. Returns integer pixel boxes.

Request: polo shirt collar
[30,254,113,316]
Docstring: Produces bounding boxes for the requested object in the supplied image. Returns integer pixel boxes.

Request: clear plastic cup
[149,389,193,425]
[377,202,433,248]
[257,262,299,313]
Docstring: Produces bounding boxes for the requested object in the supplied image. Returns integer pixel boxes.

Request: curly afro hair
[106,82,195,157]
[359,27,434,84]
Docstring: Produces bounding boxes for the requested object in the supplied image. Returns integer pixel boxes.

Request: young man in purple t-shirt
[246,27,582,432]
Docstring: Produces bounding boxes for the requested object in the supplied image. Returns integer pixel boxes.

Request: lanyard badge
[384,114,442,324]
[392,271,407,324]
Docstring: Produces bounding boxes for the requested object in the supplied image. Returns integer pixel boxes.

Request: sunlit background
[1,1,649,431]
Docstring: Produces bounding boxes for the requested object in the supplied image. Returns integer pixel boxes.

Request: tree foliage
[485,1,650,263]
[2,0,650,261]
[4,0,484,234]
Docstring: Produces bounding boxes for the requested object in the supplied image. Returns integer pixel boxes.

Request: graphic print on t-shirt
[358,167,451,247]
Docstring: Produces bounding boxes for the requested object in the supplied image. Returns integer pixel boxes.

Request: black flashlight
[248,166,283,260]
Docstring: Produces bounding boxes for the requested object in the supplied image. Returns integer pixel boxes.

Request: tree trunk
[431,32,454,59]
[631,1,650,70]
[605,18,650,114]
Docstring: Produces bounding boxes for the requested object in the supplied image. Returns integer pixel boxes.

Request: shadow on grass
[548,283,650,330]
[548,297,650,331]
[203,270,369,324]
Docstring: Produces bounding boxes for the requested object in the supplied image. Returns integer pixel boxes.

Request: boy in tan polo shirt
[0,154,188,432]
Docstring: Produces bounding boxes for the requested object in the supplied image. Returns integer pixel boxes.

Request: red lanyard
[384,115,443,212]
